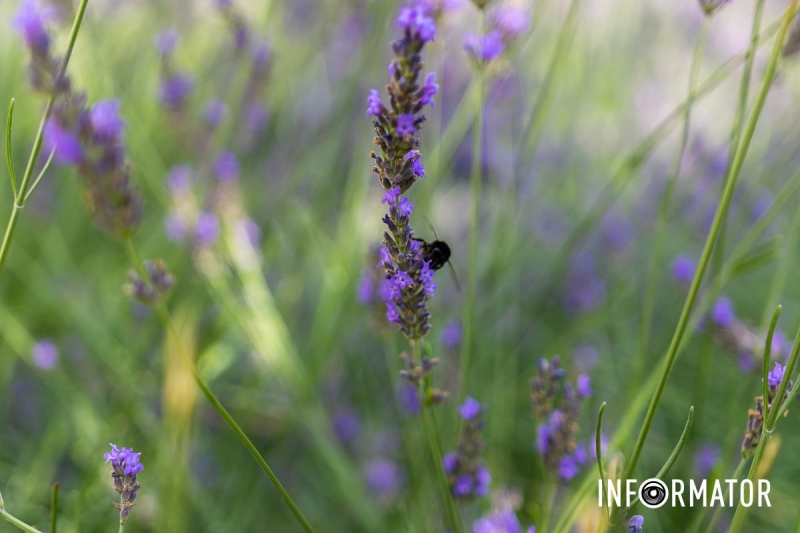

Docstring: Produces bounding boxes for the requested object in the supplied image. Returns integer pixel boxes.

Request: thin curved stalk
[0,0,90,277]
[620,0,798,520]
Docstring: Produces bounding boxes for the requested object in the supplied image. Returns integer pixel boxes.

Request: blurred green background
[2,0,800,531]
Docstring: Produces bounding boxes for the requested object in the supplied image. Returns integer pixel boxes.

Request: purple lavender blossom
[419,73,439,107]
[459,397,482,420]
[398,197,414,217]
[204,100,228,128]
[576,374,592,398]
[104,444,144,477]
[90,99,125,141]
[397,381,421,415]
[443,452,458,473]
[473,509,535,533]
[154,28,178,55]
[196,212,220,246]
[357,270,374,303]
[366,89,383,117]
[43,119,83,165]
[382,186,402,205]
[671,254,696,285]
[163,219,186,247]
[158,73,194,110]
[213,151,240,182]
[475,466,491,496]
[492,6,531,37]
[454,475,473,496]
[364,458,401,499]
[168,165,192,192]
[464,30,505,62]
[246,103,269,132]
[711,297,735,329]
[104,444,143,525]
[441,320,462,348]
[12,0,55,50]
[405,151,426,177]
[558,455,580,480]
[31,340,58,370]
[694,444,720,478]
[396,6,436,42]
[536,423,549,455]
[396,114,416,137]
[627,515,644,533]
[767,362,785,389]
[332,409,361,444]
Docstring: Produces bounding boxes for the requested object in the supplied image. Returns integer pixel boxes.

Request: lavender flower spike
[368,7,439,340]
[104,444,143,525]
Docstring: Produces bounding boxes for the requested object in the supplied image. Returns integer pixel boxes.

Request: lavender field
[2,0,800,532]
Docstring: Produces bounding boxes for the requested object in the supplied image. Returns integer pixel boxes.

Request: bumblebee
[413,238,451,271]
[412,222,460,291]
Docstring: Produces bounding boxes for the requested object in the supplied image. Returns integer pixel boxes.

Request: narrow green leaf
[6,99,16,199]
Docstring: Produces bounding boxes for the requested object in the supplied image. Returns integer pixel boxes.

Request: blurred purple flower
[711,297,735,329]
[366,89,383,117]
[475,466,491,497]
[443,452,457,474]
[195,212,220,246]
[213,151,240,182]
[168,165,192,192]
[464,30,505,62]
[154,28,178,55]
[332,409,361,444]
[43,119,83,165]
[441,320,462,348]
[694,443,720,477]
[576,374,592,398]
[246,103,269,132]
[627,515,644,533]
[671,254,695,285]
[473,509,535,533]
[397,381,421,415]
[767,362,785,389]
[492,6,530,37]
[90,99,125,141]
[12,0,55,50]
[31,340,58,370]
[164,213,188,242]
[396,6,436,42]
[558,455,580,480]
[204,100,228,128]
[158,73,194,110]
[454,475,473,496]
[364,458,401,499]
[459,397,482,420]
[536,423,549,455]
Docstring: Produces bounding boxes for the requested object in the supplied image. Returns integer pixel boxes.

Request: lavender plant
[103,444,144,530]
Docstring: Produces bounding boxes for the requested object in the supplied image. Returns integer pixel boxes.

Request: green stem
[0,509,43,533]
[701,459,746,533]
[0,0,89,278]
[460,10,486,403]
[49,483,57,533]
[415,340,462,533]
[636,17,710,385]
[620,0,797,516]
[125,239,317,533]
[118,523,124,533]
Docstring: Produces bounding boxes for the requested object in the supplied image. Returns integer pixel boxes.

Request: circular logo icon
[639,478,668,509]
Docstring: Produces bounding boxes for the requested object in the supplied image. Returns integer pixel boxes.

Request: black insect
[412,222,460,291]
[413,238,451,271]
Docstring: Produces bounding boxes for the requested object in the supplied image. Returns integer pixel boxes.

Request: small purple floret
[44,119,83,165]
[366,89,383,117]
[90,99,125,141]
[104,443,144,477]
[459,397,482,420]
[396,114,416,137]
